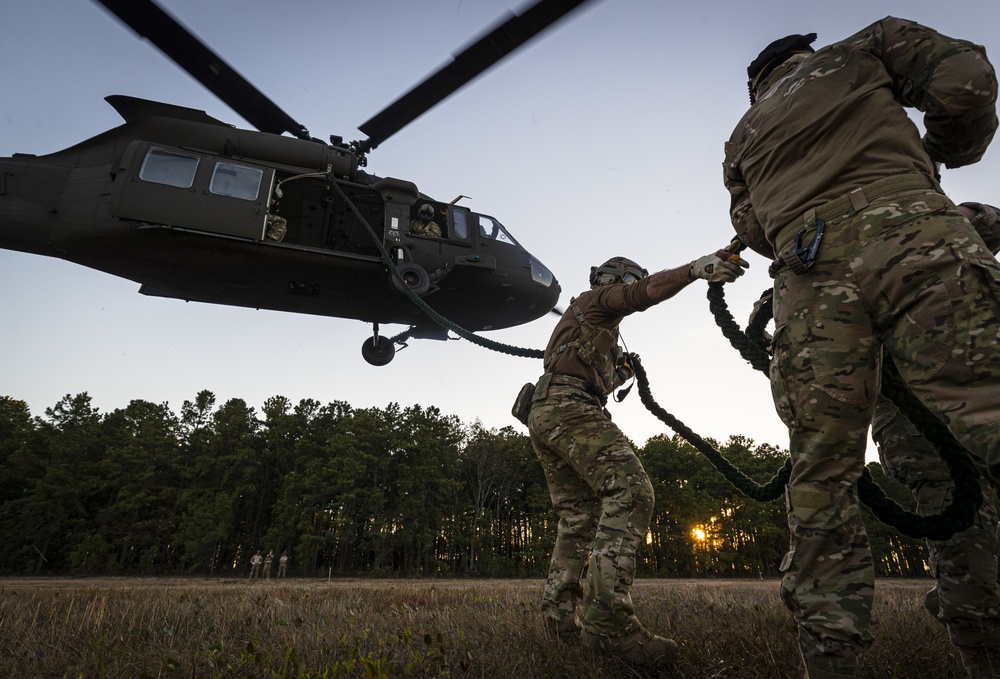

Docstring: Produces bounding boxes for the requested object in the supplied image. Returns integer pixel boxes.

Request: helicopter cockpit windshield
[477,215,518,246]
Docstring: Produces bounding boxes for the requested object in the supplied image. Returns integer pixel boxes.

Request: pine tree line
[0,393,925,578]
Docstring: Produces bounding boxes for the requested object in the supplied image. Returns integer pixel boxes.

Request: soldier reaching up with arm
[526,250,747,671]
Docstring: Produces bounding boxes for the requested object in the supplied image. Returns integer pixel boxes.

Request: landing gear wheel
[362,335,395,366]
[390,262,430,297]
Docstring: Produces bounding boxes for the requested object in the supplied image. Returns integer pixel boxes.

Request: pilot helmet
[590,256,648,287]
[417,203,435,220]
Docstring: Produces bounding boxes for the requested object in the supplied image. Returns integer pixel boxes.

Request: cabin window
[139,148,199,188]
[452,208,469,239]
[210,162,263,201]
[478,215,517,245]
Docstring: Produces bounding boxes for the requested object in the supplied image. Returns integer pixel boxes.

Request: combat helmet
[747,32,816,103]
[590,257,648,287]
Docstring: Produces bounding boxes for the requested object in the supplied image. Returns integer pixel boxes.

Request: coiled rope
[700,281,981,541]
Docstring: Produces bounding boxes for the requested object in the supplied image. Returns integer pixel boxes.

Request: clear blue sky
[3,0,999,460]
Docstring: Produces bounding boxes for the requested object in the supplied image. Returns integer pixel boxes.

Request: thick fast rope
[336,177,977,539]
[630,354,791,502]
[702,281,981,541]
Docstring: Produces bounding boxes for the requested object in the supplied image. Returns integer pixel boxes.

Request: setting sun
[691,527,707,542]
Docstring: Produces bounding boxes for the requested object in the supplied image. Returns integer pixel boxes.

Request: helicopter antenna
[354,0,596,154]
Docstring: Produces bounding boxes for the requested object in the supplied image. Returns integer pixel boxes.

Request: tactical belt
[812,173,940,222]
[547,374,609,407]
[777,173,941,273]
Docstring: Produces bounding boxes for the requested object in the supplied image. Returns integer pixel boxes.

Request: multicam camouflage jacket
[724,16,998,259]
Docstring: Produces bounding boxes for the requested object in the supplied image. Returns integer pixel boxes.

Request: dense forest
[0,392,926,578]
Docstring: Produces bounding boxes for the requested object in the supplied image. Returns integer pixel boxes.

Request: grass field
[0,577,965,678]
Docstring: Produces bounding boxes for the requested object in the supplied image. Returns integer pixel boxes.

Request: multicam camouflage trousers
[872,397,1000,650]
[527,380,654,636]
[769,185,1000,675]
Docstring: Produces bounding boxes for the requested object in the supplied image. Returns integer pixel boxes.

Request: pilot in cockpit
[410,203,442,238]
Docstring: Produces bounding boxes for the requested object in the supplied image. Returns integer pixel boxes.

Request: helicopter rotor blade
[357,0,596,152]
[93,0,312,140]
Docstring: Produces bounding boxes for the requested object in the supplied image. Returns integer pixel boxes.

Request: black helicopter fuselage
[0,97,560,336]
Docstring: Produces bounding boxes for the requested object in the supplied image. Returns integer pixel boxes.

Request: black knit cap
[747,32,817,93]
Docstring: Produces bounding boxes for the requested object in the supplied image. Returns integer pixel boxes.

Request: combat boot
[543,615,581,644]
[960,646,998,678]
[802,653,860,678]
[582,625,677,669]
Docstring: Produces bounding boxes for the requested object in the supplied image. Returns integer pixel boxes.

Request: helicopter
[0,0,588,365]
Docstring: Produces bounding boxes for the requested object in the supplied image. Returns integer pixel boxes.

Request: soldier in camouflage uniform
[723,18,1000,679]
[528,251,748,670]
[871,202,1000,679]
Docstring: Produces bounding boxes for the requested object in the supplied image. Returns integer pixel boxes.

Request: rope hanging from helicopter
[333,175,978,540]
[328,176,544,360]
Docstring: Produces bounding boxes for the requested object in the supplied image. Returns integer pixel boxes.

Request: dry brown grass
[0,577,963,678]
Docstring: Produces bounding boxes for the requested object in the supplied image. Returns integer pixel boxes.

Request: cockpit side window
[478,215,518,246]
[451,208,469,240]
[210,162,263,201]
[139,148,199,189]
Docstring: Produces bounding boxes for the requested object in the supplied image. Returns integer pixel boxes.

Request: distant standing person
[263,549,274,579]
[278,552,289,578]
[249,550,263,579]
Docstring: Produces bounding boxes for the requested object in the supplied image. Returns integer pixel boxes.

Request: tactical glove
[690,252,750,283]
